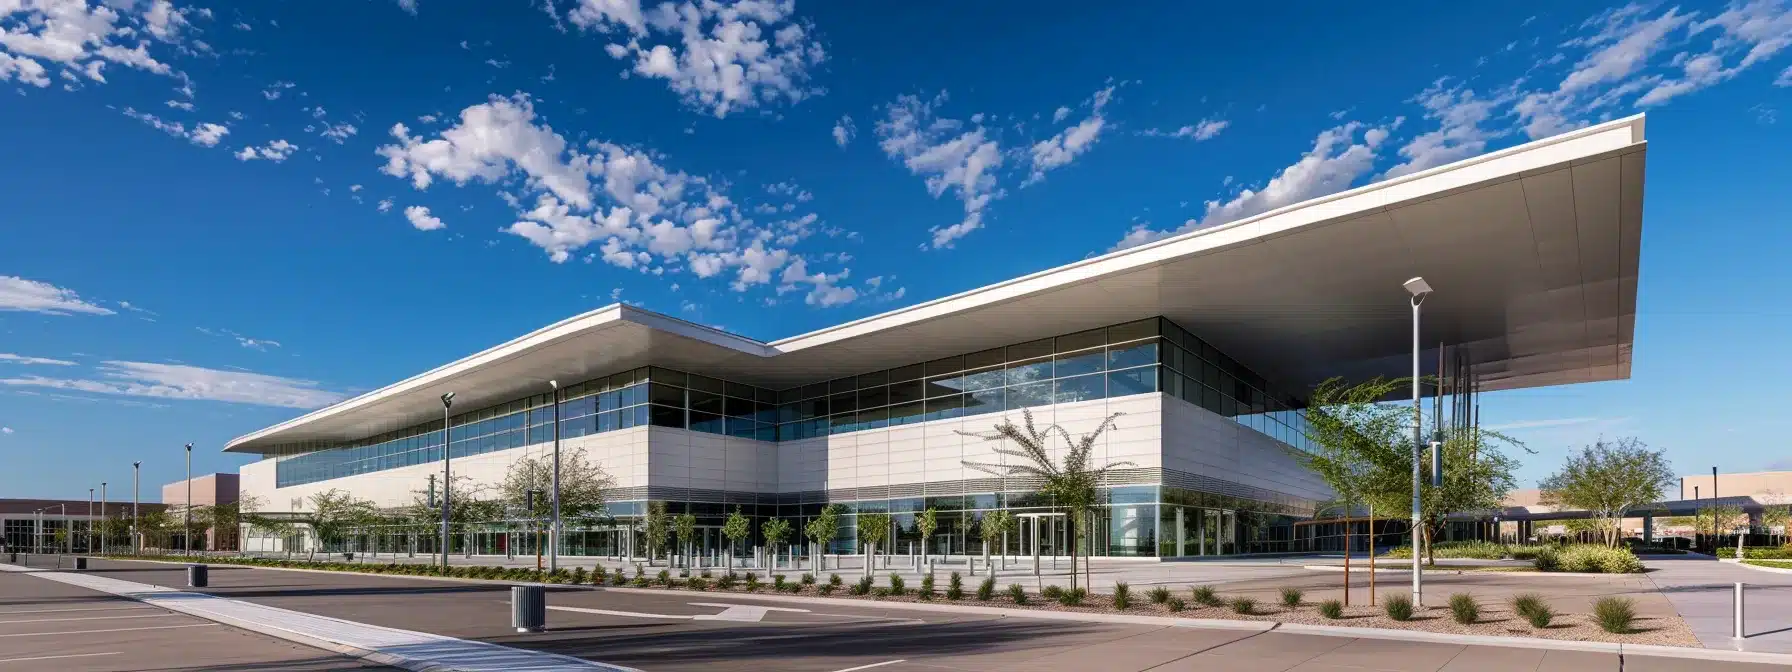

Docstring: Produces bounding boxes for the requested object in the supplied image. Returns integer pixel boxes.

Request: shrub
[1384,593,1414,621]
[1532,545,1643,573]
[1008,584,1028,605]
[801,573,817,585]
[871,587,891,598]
[1165,597,1186,612]
[687,576,709,591]
[818,583,837,595]
[976,576,996,601]
[773,574,788,590]
[918,573,936,600]
[717,573,737,590]
[1448,593,1479,625]
[592,566,608,583]
[1514,595,1554,628]
[829,573,843,586]
[946,572,965,600]
[888,573,906,595]
[1113,582,1131,610]
[1279,587,1303,607]
[1318,599,1344,619]
[1532,547,1561,572]
[744,573,762,591]
[1508,546,1551,561]
[1059,588,1087,606]
[610,571,628,586]
[1191,585,1220,607]
[633,563,645,579]
[1229,597,1256,615]
[570,568,587,584]
[631,575,652,587]
[1041,585,1064,600]
[850,576,873,596]
[658,569,673,587]
[678,568,690,579]
[701,569,713,578]
[1148,586,1171,605]
[1593,597,1635,633]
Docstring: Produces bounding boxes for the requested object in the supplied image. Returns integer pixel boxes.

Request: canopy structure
[227,115,1645,454]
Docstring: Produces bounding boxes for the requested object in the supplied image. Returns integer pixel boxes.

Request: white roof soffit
[226,115,1646,453]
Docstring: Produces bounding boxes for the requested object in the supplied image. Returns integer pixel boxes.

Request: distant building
[161,473,241,551]
[0,498,169,554]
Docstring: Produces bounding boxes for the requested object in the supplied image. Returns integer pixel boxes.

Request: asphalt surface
[39,558,1792,672]
[0,567,391,671]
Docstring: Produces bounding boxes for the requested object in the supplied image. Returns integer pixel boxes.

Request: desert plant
[1279,586,1303,607]
[610,571,628,586]
[918,573,936,600]
[888,572,906,595]
[947,572,964,600]
[657,569,673,587]
[1191,585,1220,607]
[1008,583,1028,605]
[701,568,713,578]
[744,572,762,591]
[851,576,873,595]
[829,573,843,586]
[687,576,709,591]
[1041,585,1064,599]
[1148,586,1171,605]
[570,567,587,584]
[717,573,738,590]
[1512,593,1553,628]
[1448,593,1479,624]
[1384,593,1414,621]
[1059,588,1087,606]
[1113,582,1132,609]
[1318,599,1344,619]
[1229,597,1256,615]
[1593,596,1635,633]
[976,575,996,601]
[1165,596,1186,612]
[871,587,891,598]
[1532,546,1561,572]
[631,575,652,587]
[818,583,837,595]
[773,574,788,590]
[801,573,816,585]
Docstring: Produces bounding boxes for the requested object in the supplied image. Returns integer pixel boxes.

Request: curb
[1300,565,1634,578]
[85,557,1792,666]
[1733,561,1792,575]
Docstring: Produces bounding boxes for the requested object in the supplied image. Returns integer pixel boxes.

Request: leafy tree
[644,501,671,564]
[762,517,793,560]
[715,506,751,570]
[978,509,1015,565]
[1539,438,1675,548]
[1698,504,1748,539]
[498,447,615,526]
[673,512,697,566]
[961,408,1131,591]
[916,507,939,561]
[1762,505,1790,546]
[858,511,892,571]
[1299,377,1522,566]
[804,504,843,555]
[304,490,379,557]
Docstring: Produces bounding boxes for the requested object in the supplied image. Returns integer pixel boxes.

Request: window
[1108,340,1159,370]
[1005,358,1051,386]
[1006,382,1051,409]
[1109,367,1158,396]
[1054,374,1105,404]
[888,401,924,426]
[649,404,685,428]
[925,394,965,421]
[689,390,723,415]
[888,379,923,405]
[689,410,724,434]
[1053,349,1105,378]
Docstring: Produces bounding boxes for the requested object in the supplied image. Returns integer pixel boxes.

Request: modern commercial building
[162,473,241,551]
[0,499,170,554]
[227,115,1647,559]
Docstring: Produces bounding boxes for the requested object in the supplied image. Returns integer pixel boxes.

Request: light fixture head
[441,391,456,408]
[133,461,140,468]
[1403,276,1432,298]
[549,379,558,389]
[184,442,192,451]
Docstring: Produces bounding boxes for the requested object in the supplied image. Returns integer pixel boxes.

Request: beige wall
[1676,471,1792,503]
[160,474,239,507]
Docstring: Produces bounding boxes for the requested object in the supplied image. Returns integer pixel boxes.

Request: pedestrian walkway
[1,561,638,671]
[1644,556,1792,653]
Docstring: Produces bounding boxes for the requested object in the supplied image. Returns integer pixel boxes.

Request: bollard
[74,557,88,571]
[1733,582,1746,639]
[187,564,208,588]
[512,585,546,633]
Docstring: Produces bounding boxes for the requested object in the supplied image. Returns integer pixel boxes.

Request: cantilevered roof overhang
[227,115,1646,454]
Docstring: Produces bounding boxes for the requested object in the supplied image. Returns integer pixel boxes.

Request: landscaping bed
[101,553,1693,646]
[1379,542,1645,574]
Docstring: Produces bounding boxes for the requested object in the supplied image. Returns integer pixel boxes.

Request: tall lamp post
[1403,276,1432,606]
[439,392,456,570]
[131,462,141,554]
[549,380,562,573]
[184,443,193,554]
[88,488,95,554]
[99,482,108,556]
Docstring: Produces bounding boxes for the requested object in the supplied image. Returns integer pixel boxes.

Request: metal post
[132,462,140,554]
[440,392,455,570]
[1405,277,1429,607]
[100,482,108,556]
[184,443,193,554]
[1734,582,1746,639]
[88,489,95,554]
[549,380,561,573]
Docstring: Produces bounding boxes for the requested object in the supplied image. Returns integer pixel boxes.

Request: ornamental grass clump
[744,572,762,591]
[1229,597,1256,615]
[1191,585,1221,607]
[888,573,906,596]
[918,573,936,600]
[976,575,996,601]
[1384,593,1414,621]
[850,576,872,596]
[1113,582,1132,610]
[1448,593,1480,625]
[1041,585,1064,600]
[1279,587,1303,608]
[658,569,673,587]
[1593,597,1636,633]
[1008,584,1028,605]
[1148,586,1171,605]
[1318,599,1344,619]
[1059,587,1087,606]
[1165,597,1186,612]
[829,573,844,587]
[717,573,738,590]
[589,565,607,582]
[687,576,709,591]
[1511,593,1552,628]
[946,572,965,600]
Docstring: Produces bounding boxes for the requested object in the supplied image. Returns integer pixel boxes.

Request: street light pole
[439,392,456,571]
[1404,276,1432,606]
[99,482,108,556]
[88,488,95,553]
[184,443,193,554]
[131,462,141,554]
[549,380,561,573]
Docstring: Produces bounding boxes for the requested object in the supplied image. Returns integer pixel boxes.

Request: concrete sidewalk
[1644,556,1792,653]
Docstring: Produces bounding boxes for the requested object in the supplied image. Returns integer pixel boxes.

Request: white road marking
[830,660,906,672]
[687,602,811,613]
[0,651,122,664]
[0,613,164,625]
[0,605,154,615]
[545,605,694,619]
[0,623,215,638]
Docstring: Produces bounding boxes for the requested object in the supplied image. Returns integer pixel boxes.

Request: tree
[1299,377,1522,566]
[304,490,378,558]
[1539,438,1675,548]
[722,506,751,570]
[858,511,892,576]
[673,512,697,567]
[962,409,1131,591]
[762,517,792,567]
[644,501,670,564]
[1762,506,1790,546]
[805,504,843,555]
[498,448,616,526]
[978,509,1015,567]
[916,507,938,562]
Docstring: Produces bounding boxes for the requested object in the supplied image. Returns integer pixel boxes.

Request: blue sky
[3,1,1791,501]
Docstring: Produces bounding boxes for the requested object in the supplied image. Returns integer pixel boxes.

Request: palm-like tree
[960,409,1130,591]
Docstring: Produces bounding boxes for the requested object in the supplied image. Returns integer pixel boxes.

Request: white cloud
[164,99,193,111]
[234,139,296,162]
[1636,2,1792,106]
[1051,106,1071,123]
[0,276,114,315]
[122,107,231,147]
[0,353,77,366]
[396,0,418,14]
[832,114,855,147]
[235,337,281,350]
[262,81,296,100]
[1142,118,1229,141]
[189,122,229,147]
[404,205,446,230]
[567,0,827,117]
[1515,4,1694,138]
[320,122,358,143]
[1024,85,1116,187]
[377,198,395,213]
[0,0,183,86]
[0,360,346,409]
[875,91,1004,249]
[1113,122,1388,250]
[0,52,50,87]
[1382,79,1509,179]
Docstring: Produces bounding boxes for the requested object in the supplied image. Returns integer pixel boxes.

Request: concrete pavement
[1644,555,1792,653]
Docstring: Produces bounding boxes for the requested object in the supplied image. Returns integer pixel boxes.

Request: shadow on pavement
[134,653,394,671]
